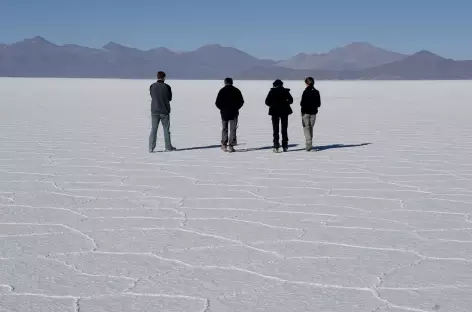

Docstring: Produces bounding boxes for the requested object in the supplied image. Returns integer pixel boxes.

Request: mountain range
[278,42,407,71]
[1,36,471,80]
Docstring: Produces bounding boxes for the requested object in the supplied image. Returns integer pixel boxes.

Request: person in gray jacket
[149,71,176,152]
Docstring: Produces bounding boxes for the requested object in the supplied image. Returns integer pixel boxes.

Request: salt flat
[1,78,472,312]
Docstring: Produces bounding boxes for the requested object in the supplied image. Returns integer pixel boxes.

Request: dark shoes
[222,145,235,153]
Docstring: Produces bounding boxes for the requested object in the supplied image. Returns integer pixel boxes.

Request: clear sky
[1,0,471,60]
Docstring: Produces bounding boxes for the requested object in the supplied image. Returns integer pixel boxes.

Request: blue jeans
[149,114,173,151]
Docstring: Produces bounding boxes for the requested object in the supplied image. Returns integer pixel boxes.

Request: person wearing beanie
[265,79,294,152]
[300,77,321,151]
[215,77,244,153]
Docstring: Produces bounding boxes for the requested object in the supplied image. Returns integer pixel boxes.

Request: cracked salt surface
[1,79,472,311]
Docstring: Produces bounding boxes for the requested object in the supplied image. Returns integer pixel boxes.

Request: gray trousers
[302,114,317,147]
[221,118,237,147]
[149,114,173,151]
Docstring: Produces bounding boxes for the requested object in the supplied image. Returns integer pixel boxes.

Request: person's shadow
[154,143,371,153]
[175,145,223,152]
[290,142,372,152]
[237,144,299,152]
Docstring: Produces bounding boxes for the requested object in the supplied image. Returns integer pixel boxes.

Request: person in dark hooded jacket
[265,79,293,152]
[215,78,244,152]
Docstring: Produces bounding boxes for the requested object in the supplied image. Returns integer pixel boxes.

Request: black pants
[271,115,289,149]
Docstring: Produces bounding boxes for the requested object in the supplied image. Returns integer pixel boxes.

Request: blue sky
[1,0,471,60]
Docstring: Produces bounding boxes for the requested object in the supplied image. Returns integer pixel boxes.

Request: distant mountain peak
[329,42,392,54]
[21,36,56,46]
[102,41,144,54]
[414,50,440,57]
[102,41,125,50]
[409,50,446,61]
[345,42,375,48]
[195,44,235,52]
[29,36,49,42]
[192,44,254,59]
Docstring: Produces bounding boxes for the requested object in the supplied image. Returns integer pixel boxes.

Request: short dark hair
[273,79,283,87]
[157,71,166,80]
[305,77,315,86]
[224,77,233,85]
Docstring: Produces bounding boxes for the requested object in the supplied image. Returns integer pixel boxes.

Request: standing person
[265,79,293,153]
[215,77,244,153]
[300,77,321,151]
[149,71,176,153]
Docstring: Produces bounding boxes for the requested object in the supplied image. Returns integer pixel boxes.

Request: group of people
[149,71,321,153]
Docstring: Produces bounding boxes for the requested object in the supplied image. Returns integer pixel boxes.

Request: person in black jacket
[300,77,321,151]
[215,78,244,153]
[265,79,293,152]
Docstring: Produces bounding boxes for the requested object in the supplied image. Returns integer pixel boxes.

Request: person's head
[224,77,233,86]
[157,71,166,81]
[305,77,315,87]
[273,79,283,88]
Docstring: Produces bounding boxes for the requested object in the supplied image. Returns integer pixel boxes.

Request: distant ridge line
[1,36,472,80]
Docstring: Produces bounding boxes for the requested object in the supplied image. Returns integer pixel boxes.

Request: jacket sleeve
[167,84,172,102]
[300,89,307,108]
[317,91,321,108]
[265,90,272,107]
[238,89,244,109]
[286,90,294,105]
[149,84,153,97]
[215,90,222,109]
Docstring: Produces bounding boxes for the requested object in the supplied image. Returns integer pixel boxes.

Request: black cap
[305,77,315,86]
[273,79,283,87]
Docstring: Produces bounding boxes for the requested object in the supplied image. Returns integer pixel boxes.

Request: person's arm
[265,90,273,107]
[300,89,307,108]
[286,90,294,105]
[238,89,244,109]
[215,90,222,109]
[317,90,321,108]
[149,84,153,97]
[167,84,172,102]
